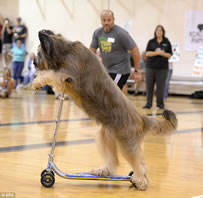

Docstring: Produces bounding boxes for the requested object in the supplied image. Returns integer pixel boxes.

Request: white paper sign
[192,46,203,76]
[184,11,203,51]
[169,43,180,62]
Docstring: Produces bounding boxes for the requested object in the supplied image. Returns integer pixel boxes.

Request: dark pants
[145,68,168,107]
[13,61,24,87]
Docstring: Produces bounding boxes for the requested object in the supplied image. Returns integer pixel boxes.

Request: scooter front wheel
[41,172,55,188]
[128,171,134,176]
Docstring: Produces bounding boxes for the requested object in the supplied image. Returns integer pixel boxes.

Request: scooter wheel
[128,171,137,188]
[41,169,55,177]
[41,172,55,188]
[128,171,134,176]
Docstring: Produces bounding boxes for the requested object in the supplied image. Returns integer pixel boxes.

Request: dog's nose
[33,58,37,67]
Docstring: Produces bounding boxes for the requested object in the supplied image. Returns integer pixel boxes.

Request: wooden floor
[0,90,203,198]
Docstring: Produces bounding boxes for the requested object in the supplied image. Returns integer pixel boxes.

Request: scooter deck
[63,172,131,181]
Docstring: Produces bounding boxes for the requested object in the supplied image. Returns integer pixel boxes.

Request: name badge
[107,37,115,43]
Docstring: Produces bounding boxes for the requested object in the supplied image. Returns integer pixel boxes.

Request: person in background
[22,52,36,88]
[164,46,180,99]
[9,40,27,88]
[90,9,141,94]
[164,62,173,99]
[13,17,27,48]
[1,18,13,68]
[0,68,15,98]
[143,25,172,109]
[0,14,3,56]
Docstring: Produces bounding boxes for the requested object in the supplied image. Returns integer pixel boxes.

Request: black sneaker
[143,104,152,109]
[157,104,165,109]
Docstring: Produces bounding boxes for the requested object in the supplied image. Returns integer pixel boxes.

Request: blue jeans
[164,69,173,99]
[23,71,36,84]
[13,61,24,87]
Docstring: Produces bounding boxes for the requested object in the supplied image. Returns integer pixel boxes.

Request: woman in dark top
[143,25,172,109]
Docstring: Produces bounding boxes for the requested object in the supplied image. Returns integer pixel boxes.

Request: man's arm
[89,48,97,53]
[130,47,142,82]
[130,46,140,71]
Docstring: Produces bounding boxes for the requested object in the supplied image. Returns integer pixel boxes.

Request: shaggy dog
[32,30,178,190]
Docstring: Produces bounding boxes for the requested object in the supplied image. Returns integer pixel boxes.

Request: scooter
[40,93,134,188]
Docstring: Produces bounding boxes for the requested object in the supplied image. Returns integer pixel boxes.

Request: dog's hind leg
[119,138,149,191]
[90,127,118,176]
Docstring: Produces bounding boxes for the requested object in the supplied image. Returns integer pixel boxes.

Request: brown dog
[32,30,178,190]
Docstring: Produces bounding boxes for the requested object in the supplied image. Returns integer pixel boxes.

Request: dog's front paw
[32,79,43,90]
[32,82,42,90]
[131,175,149,191]
[90,166,112,176]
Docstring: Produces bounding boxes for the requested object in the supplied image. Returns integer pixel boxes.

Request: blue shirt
[11,47,26,62]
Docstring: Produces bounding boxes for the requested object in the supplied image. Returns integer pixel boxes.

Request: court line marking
[1,110,203,127]
[0,118,91,127]
[0,138,96,152]
[0,127,202,153]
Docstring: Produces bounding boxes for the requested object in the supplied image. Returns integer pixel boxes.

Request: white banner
[184,11,203,51]
[169,43,180,62]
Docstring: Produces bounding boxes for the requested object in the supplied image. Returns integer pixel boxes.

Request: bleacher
[127,75,203,96]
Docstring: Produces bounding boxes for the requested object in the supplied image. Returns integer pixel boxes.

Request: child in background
[0,68,15,98]
[23,52,36,88]
[9,39,27,88]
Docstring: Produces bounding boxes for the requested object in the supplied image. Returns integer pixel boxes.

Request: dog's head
[34,29,93,93]
[34,29,73,71]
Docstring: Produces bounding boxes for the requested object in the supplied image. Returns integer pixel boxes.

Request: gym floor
[0,90,203,198]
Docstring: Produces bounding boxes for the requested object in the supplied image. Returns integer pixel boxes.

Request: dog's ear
[38,30,55,57]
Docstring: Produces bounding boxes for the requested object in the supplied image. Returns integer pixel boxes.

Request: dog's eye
[65,78,72,83]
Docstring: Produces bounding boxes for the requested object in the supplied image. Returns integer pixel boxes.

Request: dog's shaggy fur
[32,30,178,190]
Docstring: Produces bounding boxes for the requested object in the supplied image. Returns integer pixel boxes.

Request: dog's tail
[142,109,178,136]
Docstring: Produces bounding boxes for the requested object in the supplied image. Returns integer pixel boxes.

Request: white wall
[0,0,19,22]
[1,0,203,76]
[18,0,109,52]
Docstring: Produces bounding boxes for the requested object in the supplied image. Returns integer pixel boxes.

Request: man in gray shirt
[90,9,141,93]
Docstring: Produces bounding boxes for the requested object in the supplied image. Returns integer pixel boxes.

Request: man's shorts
[2,43,12,54]
[109,73,130,90]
